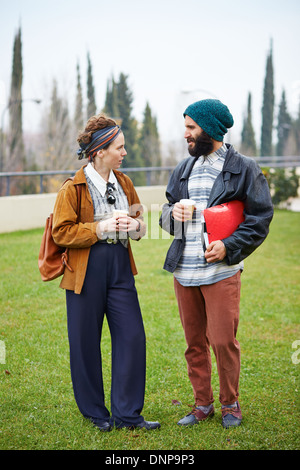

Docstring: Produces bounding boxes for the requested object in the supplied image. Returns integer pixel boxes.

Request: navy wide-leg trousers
[66,242,146,427]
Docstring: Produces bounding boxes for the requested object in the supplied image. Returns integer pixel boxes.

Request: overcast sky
[1,0,300,148]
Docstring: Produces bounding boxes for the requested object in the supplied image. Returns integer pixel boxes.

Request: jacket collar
[180,144,241,181]
[73,165,125,185]
[222,144,242,174]
[73,165,88,185]
[84,163,118,196]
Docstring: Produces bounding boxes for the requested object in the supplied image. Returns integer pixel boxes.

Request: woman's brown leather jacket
[52,165,146,294]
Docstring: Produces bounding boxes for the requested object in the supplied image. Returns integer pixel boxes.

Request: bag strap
[75,184,82,222]
[61,183,82,273]
[61,176,82,222]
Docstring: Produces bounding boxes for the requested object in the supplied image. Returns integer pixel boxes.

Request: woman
[52,114,160,431]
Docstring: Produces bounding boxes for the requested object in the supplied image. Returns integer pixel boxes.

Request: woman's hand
[97,217,118,236]
[97,216,140,239]
[116,215,140,233]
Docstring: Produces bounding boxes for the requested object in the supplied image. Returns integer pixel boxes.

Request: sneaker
[177,405,214,426]
[221,401,242,428]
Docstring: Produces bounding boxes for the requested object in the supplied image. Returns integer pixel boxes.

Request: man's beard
[187,131,214,157]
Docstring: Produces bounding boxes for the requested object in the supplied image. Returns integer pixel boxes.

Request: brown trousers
[174,271,241,406]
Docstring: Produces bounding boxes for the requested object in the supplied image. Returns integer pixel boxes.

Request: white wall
[0,186,168,234]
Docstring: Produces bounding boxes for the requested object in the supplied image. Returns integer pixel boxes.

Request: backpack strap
[61,176,82,222]
[75,184,82,222]
[60,180,82,272]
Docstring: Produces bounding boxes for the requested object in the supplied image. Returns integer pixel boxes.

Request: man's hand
[172,202,194,222]
[205,240,226,263]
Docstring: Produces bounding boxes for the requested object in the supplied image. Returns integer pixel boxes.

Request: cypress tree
[139,102,161,184]
[103,76,119,119]
[276,89,291,156]
[140,103,161,166]
[103,73,163,184]
[75,62,84,131]
[116,74,141,166]
[270,97,299,206]
[291,103,300,155]
[8,26,24,171]
[283,101,300,156]
[45,80,71,172]
[87,52,97,119]
[260,41,275,156]
[117,73,133,129]
[240,92,257,156]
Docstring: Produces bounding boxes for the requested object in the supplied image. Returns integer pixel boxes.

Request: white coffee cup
[113,209,129,218]
[180,199,195,220]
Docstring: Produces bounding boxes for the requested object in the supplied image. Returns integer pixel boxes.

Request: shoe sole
[116,423,161,430]
[130,424,161,430]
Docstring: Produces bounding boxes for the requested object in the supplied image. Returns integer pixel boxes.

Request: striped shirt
[84,163,129,245]
[174,144,242,286]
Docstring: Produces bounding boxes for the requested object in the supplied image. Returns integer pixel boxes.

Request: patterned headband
[77,126,121,160]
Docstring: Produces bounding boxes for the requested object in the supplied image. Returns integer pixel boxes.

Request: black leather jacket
[159,144,274,272]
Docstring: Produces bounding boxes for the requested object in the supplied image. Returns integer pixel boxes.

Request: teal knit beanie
[184,99,234,141]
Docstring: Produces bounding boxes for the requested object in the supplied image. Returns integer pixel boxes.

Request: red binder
[202,200,245,248]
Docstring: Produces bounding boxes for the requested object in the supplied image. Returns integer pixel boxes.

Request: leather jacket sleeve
[159,158,189,240]
[221,158,274,265]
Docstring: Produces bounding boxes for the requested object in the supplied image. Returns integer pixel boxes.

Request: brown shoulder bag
[38,179,81,282]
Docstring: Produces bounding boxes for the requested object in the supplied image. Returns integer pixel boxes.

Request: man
[160,99,273,428]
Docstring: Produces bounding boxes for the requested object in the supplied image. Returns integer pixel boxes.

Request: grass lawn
[0,209,299,451]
